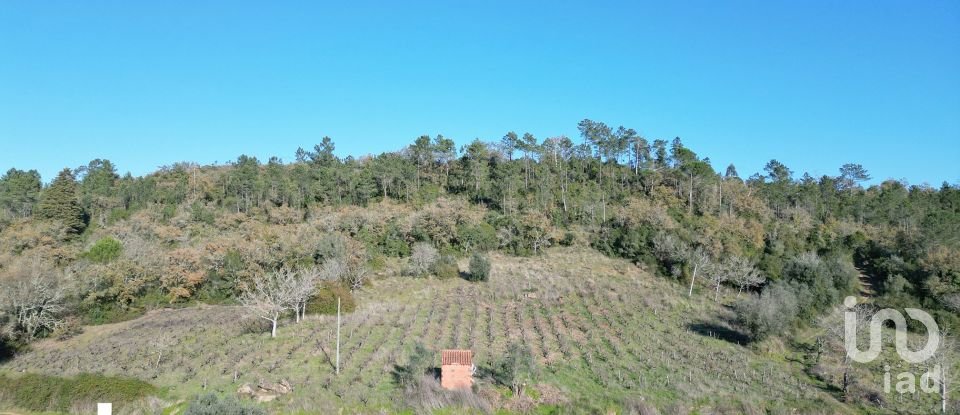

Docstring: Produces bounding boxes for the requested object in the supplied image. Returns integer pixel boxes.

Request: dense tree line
[1,119,958,349]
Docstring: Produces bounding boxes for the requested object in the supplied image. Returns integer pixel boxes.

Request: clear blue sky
[1,0,958,185]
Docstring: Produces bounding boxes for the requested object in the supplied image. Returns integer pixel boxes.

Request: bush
[190,201,215,225]
[433,254,459,280]
[405,242,439,277]
[734,282,798,341]
[392,342,435,387]
[184,393,265,415]
[305,282,356,315]
[457,222,498,252]
[52,316,84,340]
[0,373,156,413]
[85,236,122,263]
[492,342,538,397]
[314,233,348,263]
[468,252,491,282]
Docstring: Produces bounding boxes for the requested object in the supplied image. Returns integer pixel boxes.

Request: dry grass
[3,247,863,414]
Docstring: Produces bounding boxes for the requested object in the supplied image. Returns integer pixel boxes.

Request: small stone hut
[440,349,474,390]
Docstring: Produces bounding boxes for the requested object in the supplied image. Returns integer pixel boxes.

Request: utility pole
[336,296,341,375]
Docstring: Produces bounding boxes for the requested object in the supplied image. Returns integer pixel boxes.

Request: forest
[1,119,958,413]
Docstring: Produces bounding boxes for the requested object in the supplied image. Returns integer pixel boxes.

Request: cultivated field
[4,248,857,414]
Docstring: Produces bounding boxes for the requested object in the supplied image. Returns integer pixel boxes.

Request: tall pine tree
[37,168,85,233]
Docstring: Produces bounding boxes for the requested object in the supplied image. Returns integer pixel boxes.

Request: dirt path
[855,266,877,301]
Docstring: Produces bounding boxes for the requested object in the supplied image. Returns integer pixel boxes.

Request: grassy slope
[3,247,866,414]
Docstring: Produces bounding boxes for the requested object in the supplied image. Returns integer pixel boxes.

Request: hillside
[0,130,957,414]
[5,247,855,414]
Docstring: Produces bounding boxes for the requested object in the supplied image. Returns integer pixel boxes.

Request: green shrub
[305,282,356,315]
[78,299,145,325]
[190,201,215,224]
[107,208,131,224]
[468,252,491,282]
[492,342,538,397]
[734,282,798,341]
[161,203,177,221]
[457,222,498,252]
[85,236,122,263]
[392,342,434,387]
[433,254,459,280]
[0,373,156,413]
[184,393,265,415]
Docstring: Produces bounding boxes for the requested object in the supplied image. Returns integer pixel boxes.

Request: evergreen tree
[0,168,42,218]
[36,168,85,233]
[725,164,739,179]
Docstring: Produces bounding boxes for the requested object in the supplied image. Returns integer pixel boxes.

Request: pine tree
[36,168,85,233]
[0,168,42,218]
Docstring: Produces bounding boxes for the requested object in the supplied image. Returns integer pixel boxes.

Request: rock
[237,384,255,397]
[237,379,293,402]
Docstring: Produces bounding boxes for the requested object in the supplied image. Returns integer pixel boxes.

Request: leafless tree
[239,270,295,338]
[652,232,684,263]
[289,267,323,323]
[930,328,958,414]
[705,261,730,302]
[344,262,369,291]
[686,247,711,297]
[0,272,65,341]
[319,256,367,291]
[408,242,438,277]
[151,331,176,372]
[728,255,765,297]
[819,303,872,399]
[940,293,960,313]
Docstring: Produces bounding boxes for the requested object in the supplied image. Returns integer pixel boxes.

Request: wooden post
[336,296,341,375]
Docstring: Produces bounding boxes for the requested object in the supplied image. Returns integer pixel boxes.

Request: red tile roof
[441,349,473,366]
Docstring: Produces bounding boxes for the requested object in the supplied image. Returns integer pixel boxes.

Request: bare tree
[344,262,369,291]
[819,303,872,399]
[407,242,438,277]
[686,247,711,297]
[0,273,65,341]
[239,270,295,338]
[728,255,765,297]
[289,267,322,323]
[151,331,176,373]
[705,261,730,302]
[931,329,958,414]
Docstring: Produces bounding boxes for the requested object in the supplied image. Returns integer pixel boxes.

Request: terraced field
[3,248,854,413]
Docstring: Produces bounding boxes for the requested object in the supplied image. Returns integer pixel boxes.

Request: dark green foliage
[492,342,538,397]
[380,222,411,257]
[432,254,459,279]
[305,283,356,315]
[0,373,156,413]
[468,252,491,282]
[191,201,215,224]
[160,203,177,221]
[36,168,86,233]
[592,223,656,266]
[85,236,122,263]
[184,393,266,415]
[734,282,799,341]
[782,253,858,320]
[457,222,497,252]
[392,342,435,387]
[0,168,42,218]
